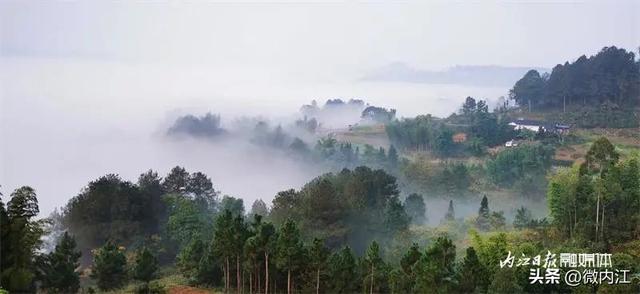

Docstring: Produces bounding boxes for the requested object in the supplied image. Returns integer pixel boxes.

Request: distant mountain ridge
[363,62,548,87]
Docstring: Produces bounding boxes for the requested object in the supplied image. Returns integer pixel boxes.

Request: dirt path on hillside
[169,285,216,294]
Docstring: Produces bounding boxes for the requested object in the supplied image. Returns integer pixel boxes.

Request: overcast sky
[2,1,638,72]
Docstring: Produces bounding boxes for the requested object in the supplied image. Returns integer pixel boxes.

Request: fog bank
[0,57,507,216]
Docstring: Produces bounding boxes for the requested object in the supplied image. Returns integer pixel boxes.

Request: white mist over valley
[1,57,509,216]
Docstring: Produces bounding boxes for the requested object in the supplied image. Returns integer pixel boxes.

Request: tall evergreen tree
[137,170,166,234]
[196,243,224,287]
[363,241,385,294]
[275,219,305,294]
[36,231,82,293]
[509,69,545,110]
[457,247,488,293]
[187,172,218,211]
[166,195,212,248]
[327,246,358,293]
[387,145,399,168]
[413,236,456,293]
[220,196,245,217]
[213,210,235,292]
[177,238,205,282]
[163,166,190,194]
[91,241,127,291]
[444,200,455,222]
[384,196,410,233]
[244,236,261,294]
[400,243,421,276]
[476,195,491,231]
[64,174,152,253]
[404,193,426,224]
[513,206,533,229]
[133,247,158,283]
[308,238,329,294]
[232,214,248,293]
[250,199,269,217]
[255,221,277,294]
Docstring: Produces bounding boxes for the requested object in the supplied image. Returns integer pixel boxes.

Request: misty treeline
[1,136,638,293]
[509,46,640,128]
[165,100,400,171]
[168,113,226,138]
[386,96,515,157]
[386,95,558,198]
[167,98,396,142]
[165,95,560,205]
[300,99,396,125]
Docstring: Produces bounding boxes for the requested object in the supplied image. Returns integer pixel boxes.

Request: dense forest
[509,46,639,127]
[1,46,639,293]
[1,135,638,293]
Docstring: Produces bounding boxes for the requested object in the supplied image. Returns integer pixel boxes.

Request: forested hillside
[509,46,639,128]
[1,46,639,294]
[1,135,638,293]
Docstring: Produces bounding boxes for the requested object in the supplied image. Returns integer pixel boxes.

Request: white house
[508,119,549,132]
[508,118,570,134]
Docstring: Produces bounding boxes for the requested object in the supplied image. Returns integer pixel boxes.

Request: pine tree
[133,247,158,283]
[187,172,218,211]
[476,195,491,231]
[255,221,276,294]
[220,196,245,217]
[196,244,223,287]
[444,200,455,222]
[400,243,421,276]
[394,243,422,293]
[37,231,82,293]
[163,166,190,194]
[387,268,404,294]
[91,241,127,291]
[244,236,260,294]
[250,199,269,217]
[404,193,426,224]
[388,145,399,168]
[385,196,410,233]
[213,210,235,292]
[275,219,304,294]
[327,246,358,293]
[232,214,248,293]
[513,206,533,229]
[177,238,205,280]
[414,236,456,293]
[364,241,385,294]
[308,238,329,294]
[457,247,488,293]
[137,170,166,236]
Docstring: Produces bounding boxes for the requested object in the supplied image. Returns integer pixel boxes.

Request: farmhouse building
[508,118,570,133]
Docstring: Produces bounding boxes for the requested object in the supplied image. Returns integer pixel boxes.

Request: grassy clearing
[555,128,640,164]
[333,123,390,149]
